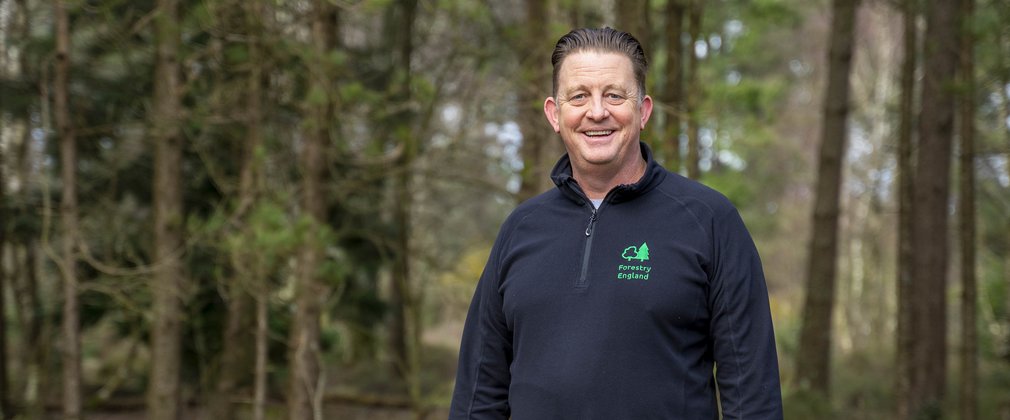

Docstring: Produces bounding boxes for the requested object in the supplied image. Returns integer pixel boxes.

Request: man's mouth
[583,130,614,137]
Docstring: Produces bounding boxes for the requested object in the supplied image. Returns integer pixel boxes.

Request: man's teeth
[584,130,613,137]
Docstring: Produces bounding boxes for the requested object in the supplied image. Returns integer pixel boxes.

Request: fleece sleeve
[448,229,513,420]
[708,207,784,419]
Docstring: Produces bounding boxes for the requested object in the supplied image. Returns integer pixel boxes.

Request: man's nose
[586,97,610,120]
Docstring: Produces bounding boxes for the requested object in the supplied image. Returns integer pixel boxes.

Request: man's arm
[448,233,512,420]
[708,207,784,419]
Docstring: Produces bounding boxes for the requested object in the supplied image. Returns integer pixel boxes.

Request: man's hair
[551,27,648,100]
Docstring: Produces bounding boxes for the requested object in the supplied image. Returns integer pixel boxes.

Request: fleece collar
[549,141,667,206]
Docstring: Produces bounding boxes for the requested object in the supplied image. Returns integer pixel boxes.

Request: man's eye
[607,93,625,100]
[571,94,587,100]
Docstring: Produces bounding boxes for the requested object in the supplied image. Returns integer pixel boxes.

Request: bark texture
[662,0,685,172]
[287,1,336,418]
[907,0,960,417]
[516,0,553,203]
[54,1,82,418]
[684,0,703,180]
[147,0,186,417]
[894,1,917,417]
[795,0,859,395]
[958,0,977,417]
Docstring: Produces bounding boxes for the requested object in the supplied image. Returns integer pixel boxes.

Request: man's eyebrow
[561,84,630,96]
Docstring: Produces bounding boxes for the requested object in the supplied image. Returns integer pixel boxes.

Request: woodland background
[0,0,1009,419]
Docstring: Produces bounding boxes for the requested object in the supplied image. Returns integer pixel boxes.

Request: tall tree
[684,0,703,179]
[516,0,553,203]
[0,120,7,420]
[389,0,423,414]
[894,1,918,418]
[795,0,859,396]
[907,0,960,416]
[211,1,263,418]
[616,0,650,50]
[662,0,686,171]
[288,0,336,417]
[53,0,82,418]
[147,0,186,417]
[957,0,976,418]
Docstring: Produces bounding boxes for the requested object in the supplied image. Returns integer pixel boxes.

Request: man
[450,27,783,419]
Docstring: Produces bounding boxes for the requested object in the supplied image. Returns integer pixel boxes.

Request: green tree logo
[621,242,650,262]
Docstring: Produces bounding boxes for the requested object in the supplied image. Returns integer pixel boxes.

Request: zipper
[576,207,598,288]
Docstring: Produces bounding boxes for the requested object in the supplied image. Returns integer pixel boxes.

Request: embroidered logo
[617,242,651,280]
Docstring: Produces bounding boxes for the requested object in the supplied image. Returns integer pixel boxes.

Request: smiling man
[449,28,783,419]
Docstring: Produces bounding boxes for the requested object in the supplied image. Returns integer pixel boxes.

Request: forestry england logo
[617,242,651,280]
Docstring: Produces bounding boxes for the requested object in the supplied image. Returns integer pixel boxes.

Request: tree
[0,113,7,420]
[516,0,554,203]
[795,0,859,396]
[617,0,650,52]
[147,0,186,417]
[288,1,337,417]
[53,0,82,418]
[684,0,704,180]
[907,0,961,416]
[661,0,686,172]
[210,1,265,418]
[958,0,977,418]
[894,0,918,417]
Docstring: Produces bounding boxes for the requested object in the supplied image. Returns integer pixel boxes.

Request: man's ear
[639,95,654,129]
[544,96,561,133]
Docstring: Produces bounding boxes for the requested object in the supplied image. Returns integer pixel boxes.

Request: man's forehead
[558,51,634,84]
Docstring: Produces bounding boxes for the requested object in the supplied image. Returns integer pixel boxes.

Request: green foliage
[783,388,835,419]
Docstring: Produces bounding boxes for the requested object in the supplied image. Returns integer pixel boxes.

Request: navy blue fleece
[450,143,783,419]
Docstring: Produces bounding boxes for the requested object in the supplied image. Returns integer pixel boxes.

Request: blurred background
[0,0,1008,418]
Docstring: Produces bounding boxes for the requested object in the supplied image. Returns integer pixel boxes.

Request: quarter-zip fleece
[450,143,783,420]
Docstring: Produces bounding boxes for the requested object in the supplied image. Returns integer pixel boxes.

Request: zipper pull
[585,209,597,237]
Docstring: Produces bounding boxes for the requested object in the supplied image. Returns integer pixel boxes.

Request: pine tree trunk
[54,1,82,418]
[516,0,552,203]
[795,0,859,396]
[957,0,976,417]
[148,0,185,417]
[616,0,650,51]
[684,0,703,180]
[0,118,8,420]
[288,2,336,418]
[908,0,960,417]
[13,242,44,417]
[253,292,268,420]
[212,1,264,417]
[894,1,918,418]
[662,0,685,172]
[387,1,423,416]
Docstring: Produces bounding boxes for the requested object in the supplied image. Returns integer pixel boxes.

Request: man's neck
[572,155,647,200]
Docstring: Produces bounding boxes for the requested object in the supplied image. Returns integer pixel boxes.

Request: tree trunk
[894,1,918,418]
[212,1,264,417]
[54,1,82,418]
[15,242,46,418]
[516,0,552,203]
[957,0,976,418]
[0,117,8,420]
[386,1,423,416]
[147,0,186,417]
[247,4,267,420]
[288,2,336,418]
[795,0,859,396]
[616,0,650,51]
[253,292,268,420]
[684,0,703,180]
[662,0,685,172]
[908,0,960,416]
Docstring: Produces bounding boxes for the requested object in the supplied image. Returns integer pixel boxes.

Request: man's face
[544,50,653,172]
